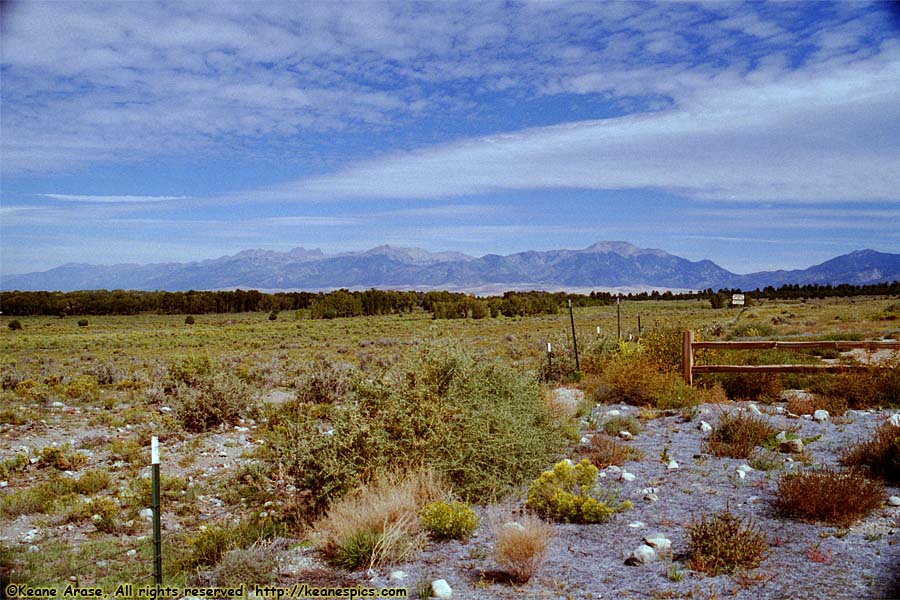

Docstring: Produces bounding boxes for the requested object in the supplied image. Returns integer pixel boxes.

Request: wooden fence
[681,330,900,386]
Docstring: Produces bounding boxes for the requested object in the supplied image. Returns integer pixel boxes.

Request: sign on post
[732,294,745,306]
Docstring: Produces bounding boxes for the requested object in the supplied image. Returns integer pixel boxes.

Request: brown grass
[583,434,634,468]
[785,393,848,416]
[703,411,779,459]
[686,507,768,575]
[841,421,900,483]
[492,513,554,583]
[311,468,445,570]
[774,467,884,526]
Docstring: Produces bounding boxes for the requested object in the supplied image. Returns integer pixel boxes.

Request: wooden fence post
[682,330,694,386]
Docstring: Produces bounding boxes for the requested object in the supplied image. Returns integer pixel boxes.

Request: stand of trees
[1,281,896,318]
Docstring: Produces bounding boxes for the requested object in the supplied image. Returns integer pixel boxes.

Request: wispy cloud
[44,194,191,203]
[268,47,900,204]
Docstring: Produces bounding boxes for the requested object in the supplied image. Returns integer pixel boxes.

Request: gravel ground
[278,394,900,600]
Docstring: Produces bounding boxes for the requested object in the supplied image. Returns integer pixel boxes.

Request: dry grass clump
[703,411,779,459]
[492,513,554,583]
[785,392,848,416]
[841,421,900,483]
[775,467,884,526]
[686,507,768,575]
[583,434,635,468]
[311,469,444,570]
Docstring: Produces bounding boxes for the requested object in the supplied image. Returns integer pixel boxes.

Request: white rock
[159,406,173,413]
[737,464,754,474]
[51,401,65,408]
[801,414,812,420]
[388,571,407,582]
[619,431,634,441]
[621,471,636,482]
[736,470,746,480]
[627,521,645,529]
[0,481,7,488]
[28,545,40,553]
[501,521,525,533]
[888,496,900,507]
[698,421,712,433]
[889,414,900,427]
[20,529,40,543]
[562,458,575,467]
[776,431,788,442]
[366,568,378,580]
[126,549,137,557]
[606,410,621,417]
[748,404,762,415]
[666,460,679,470]
[139,508,153,519]
[606,465,622,474]
[431,579,453,598]
[580,436,592,445]
[642,533,672,554]
[813,409,829,423]
[624,544,656,565]
[773,406,786,414]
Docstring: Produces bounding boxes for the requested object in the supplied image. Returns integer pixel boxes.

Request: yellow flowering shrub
[526,459,631,524]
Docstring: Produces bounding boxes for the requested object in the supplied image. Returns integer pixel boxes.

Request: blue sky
[2,1,899,278]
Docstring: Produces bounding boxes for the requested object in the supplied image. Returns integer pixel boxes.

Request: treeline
[0,288,419,318]
[1,281,896,317]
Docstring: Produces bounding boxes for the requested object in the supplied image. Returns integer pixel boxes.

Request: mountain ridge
[2,243,898,293]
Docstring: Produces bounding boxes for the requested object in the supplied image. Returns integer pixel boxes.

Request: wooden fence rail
[681,330,900,385]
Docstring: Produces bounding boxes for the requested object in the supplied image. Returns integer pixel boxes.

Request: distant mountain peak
[583,241,669,258]
[2,244,897,292]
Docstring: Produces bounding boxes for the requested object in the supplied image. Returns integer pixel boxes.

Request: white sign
[732,294,745,306]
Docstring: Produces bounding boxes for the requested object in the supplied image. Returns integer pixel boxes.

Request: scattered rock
[813,409,829,423]
[641,487,659,502]
[666,460,679,470]
[776,431,788,442]
[748,404,762,415]
[501,521,525,533]
[624,544,656,565]
[736,464,754,474]
[19,529,40,544]
[698,421,712,433]
[889,414,900,427]
[779,438,804,453]
[0,481,7,488]
[621,471,636,482]
[159,406,173,414]
[642,533,672,555]
[580,435,592,445]
[388,571,407,582]
[619,431,634,441]
[888,496,900,507]
[627,521,645,529]
[431,579,453,598]
[50,402,65,408]
[139,508,153,519]
[606,409,621,417]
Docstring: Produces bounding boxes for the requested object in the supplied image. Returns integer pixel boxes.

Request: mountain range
[2,242,899,293]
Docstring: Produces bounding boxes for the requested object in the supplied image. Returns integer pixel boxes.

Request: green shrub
[602,415,642,437]
[185,315,195,325]
[525,459,631,524]
[65,375,100,401]
[841,421,900,483]
[7,320,22,331]
[73,469,112,495]
[165,354,214,389]
[294,361,351,404]
[420,501,478,541]
[775,467,884,526]
[687,507,768,575]
[195,546,276,586]
[77,319,89,327]
[262,343,565,516]
[172,372,257,432]
[38,444,87,470]
[583,434,638,469]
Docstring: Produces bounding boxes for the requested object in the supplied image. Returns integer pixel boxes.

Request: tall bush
[261,343,565,517]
